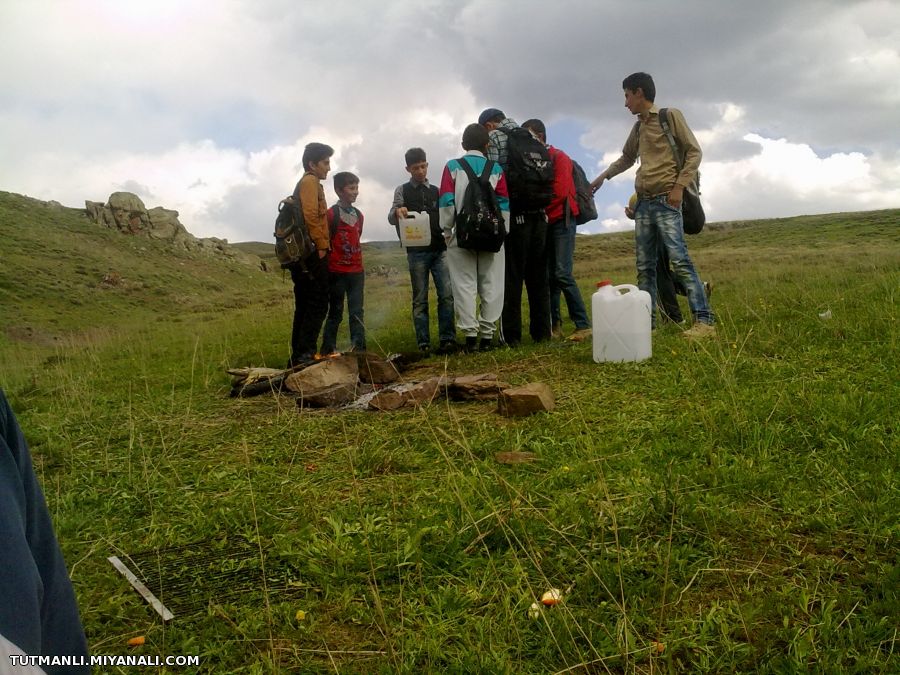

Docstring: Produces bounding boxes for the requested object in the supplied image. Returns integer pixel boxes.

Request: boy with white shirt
[438,124,510,352]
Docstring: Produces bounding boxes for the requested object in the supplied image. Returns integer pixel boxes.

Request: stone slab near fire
[227,353,554,417]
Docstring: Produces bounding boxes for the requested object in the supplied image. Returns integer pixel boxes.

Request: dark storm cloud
[1,0,896,242]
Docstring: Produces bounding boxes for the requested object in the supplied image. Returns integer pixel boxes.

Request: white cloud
[700,135,900,221]
[1,0,899,244]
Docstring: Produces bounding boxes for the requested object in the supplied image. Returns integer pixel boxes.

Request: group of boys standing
[390,117,593,355]
[287,71,714,366]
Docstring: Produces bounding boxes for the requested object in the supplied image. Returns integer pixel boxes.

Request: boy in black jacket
[388,147,457,354]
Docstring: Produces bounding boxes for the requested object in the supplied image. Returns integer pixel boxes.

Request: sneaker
[704,281,713,298]
[551,323,563,339]
[418,344,431,355]
[464,336,478,353]
[682,323,717,339]
[479,338,495,352]
[567,327,592,342]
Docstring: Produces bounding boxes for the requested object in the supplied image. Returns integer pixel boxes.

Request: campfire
[227,352,554,417]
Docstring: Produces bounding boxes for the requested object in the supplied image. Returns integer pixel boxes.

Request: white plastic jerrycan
[398,211,431,247]
[591,280,652,363]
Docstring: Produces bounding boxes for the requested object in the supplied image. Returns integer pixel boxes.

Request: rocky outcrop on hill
[85,192,258,266]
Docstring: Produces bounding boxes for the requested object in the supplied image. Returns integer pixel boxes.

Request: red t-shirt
[326,205,364,274]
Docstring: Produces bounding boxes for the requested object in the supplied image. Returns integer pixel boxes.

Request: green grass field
[1,191,898,673]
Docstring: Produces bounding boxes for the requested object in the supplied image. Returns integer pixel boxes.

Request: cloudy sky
[2,0,898,243]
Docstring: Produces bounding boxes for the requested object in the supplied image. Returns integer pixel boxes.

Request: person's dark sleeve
[0,389,89,674]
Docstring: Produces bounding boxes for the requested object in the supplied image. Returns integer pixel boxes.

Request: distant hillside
[231,241,274,259]
[4,188,898,348]
[0,191,283,342]
[233,238,410,272]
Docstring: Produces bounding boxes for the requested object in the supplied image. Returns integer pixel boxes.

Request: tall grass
[1,206,897,672]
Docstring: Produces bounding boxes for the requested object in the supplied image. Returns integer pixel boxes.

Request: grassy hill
[233,237,412,275]
[0,191,284,337]
[1,192,897,673]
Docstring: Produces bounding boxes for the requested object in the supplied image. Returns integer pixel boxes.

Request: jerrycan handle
[614,284,640,295]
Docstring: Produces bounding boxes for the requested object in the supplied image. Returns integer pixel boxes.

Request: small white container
[592,280,652,363]
[398,211,431,247]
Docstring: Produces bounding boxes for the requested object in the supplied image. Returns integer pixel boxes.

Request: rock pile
[227,354,554,417]
[85,192,258,265]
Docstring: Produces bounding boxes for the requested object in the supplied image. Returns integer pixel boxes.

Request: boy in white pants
[438,123,510,352]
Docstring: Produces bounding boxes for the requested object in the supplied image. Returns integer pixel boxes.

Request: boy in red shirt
[320,172,366,355]
[522,119,591,341]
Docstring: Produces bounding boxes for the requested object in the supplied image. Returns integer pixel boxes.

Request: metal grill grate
[110,538,306,619]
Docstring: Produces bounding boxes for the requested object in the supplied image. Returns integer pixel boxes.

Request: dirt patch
[5,325,60,347]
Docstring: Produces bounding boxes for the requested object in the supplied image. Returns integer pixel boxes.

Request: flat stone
[367,379,439,410]
[369,389,408,411]
[452,373,499,386]
[497,382,555,417]
[354,353,400,384]
[284,355,358,394]
[301,383,359,408]
[406,377,443,404]
[448,374,510,401]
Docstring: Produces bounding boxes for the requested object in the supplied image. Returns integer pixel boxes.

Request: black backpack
[570,160,598,225]
[455,157,506,253]
[658,108,705,235]
[497,126,554,212]
[328,204,343,239]
[273,182,315,269]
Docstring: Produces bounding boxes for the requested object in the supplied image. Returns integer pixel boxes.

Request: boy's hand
[624,206,635,220]
[318,250,328,259]
[666,185,684,209]
[396,206,409,219]
[590,174,606,193]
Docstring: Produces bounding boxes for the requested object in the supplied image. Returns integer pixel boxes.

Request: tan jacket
[605,104,702,196]
[297,172,330,252]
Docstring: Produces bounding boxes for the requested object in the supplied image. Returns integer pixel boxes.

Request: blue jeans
[548,217,590,330]
[321,271,365,353]
[634,196,713,327]
[407,249,455,347]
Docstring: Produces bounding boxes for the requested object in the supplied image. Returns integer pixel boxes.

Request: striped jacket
[438,151,510,241]
[486,118,519,169]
